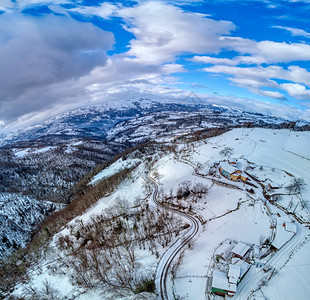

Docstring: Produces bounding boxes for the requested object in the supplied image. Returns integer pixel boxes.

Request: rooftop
[212,270,237,293]
[219,161,237,174]
[215,241,235,261]
[231,258,251,278]
[228,264,241,284]
[231,242,250,257]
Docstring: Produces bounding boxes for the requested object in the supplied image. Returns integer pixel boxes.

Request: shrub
[134,278,155,294]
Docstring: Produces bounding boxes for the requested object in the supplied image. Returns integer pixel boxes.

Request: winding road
[146,172,201,300]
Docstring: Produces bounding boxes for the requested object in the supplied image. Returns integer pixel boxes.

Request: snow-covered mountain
[2,99,309,147]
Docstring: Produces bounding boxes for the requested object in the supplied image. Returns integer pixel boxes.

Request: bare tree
[219,147,233,157]
[286,177,305,194]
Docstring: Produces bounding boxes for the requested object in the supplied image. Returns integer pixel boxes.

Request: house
[212,270,237,297]
[231,242,250,258]
[219,160,248,182]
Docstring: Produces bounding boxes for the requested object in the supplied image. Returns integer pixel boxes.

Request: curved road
[146,172,201,300]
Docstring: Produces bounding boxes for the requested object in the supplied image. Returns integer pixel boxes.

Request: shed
[231,242,250,258]
[212,270,237,297]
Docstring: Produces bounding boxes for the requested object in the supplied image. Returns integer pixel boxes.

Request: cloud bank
[0,13,114,122]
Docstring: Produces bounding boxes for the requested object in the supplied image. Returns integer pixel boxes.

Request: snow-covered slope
[5,127,309,300]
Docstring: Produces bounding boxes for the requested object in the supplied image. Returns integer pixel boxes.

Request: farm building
[219,160,248,182]
[231,242,251,258]
[212,270,237,297]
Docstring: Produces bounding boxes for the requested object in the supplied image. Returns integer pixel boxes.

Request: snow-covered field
[10,128,310,300]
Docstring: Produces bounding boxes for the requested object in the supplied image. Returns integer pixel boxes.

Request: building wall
[240,175,248,182]
[212,287,227,296]
[231,174,239,181]
[219,166,232,179]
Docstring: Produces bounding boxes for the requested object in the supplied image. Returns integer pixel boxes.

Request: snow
[272,219,295,250]
[232,258,251,278]
[285,222,297,233]
[9,127,310,299]
[13,146,56,157]
[89,158,140,185]
[228,264,240,284]
[220,161,237,174]
[64,140,83,154]
[260,238,310,300]
[14,148,30,157]
[215,241,235,261]
[212,270,236,293]
[32,146,56,154]
[231,242,251,258]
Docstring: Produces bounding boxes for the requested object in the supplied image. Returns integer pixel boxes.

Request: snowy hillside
[2,100,308,263]
[4,127,309,300]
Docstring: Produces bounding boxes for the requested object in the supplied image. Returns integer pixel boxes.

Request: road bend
[146,173,201,300]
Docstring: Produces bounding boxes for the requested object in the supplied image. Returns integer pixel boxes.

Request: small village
[209,159,298,298]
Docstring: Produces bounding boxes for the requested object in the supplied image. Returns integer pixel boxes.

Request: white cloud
[162,63,186,73]
[221,36,310,64]
[207,92,310,121]
[272,25,310,38]
[2,0,72,11]
[203,64,310,99]
[70,1,235,65]
[257,90,286,99]
[0,0,13,11]
[281,83,310,98]
[204,65,310,87]
[116,1,235,64]
[69,2,120,19]
[190,55,238,65]
[256,41,310,63]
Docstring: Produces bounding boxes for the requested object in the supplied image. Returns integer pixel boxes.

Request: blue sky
[1,0,310,132]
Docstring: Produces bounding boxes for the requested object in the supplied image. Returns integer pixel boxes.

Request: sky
[1,0,310,133]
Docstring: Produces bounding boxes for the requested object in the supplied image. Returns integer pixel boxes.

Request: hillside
[2,100,309,262]
[3,127,309,299]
